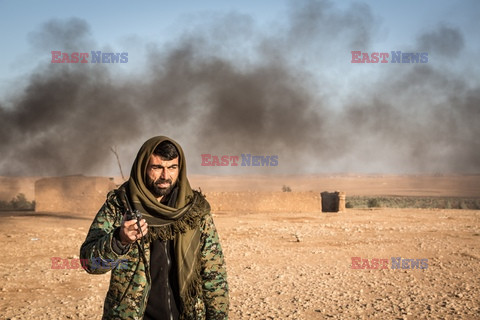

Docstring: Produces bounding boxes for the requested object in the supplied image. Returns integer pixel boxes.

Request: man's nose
[160,168,168,179]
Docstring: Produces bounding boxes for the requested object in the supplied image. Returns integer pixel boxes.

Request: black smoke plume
[0,0,478,176]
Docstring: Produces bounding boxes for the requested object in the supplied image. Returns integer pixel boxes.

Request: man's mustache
[154,178,172,186]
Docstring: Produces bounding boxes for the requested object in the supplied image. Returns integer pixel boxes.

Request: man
[80,136,229,319]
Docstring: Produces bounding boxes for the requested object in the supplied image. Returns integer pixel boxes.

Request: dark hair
[153,140,179,160]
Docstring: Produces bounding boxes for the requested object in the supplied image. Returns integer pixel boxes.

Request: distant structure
[35,175,116,215]
[321,191,346,212]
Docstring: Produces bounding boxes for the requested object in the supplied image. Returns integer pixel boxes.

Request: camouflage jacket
[80,190,229,319]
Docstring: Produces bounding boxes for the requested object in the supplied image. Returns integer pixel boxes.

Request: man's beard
[147,177,175,198]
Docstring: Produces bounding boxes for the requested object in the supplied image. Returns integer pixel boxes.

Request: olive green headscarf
[126,136,208,315]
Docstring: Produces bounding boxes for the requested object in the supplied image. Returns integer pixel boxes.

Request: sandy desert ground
[0,175,479,319]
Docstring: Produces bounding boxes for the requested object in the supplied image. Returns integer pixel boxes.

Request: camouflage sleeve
[80,190,130,274]
[200,213,229,319]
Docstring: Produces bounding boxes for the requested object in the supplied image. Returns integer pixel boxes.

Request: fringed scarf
[125,136,207,316]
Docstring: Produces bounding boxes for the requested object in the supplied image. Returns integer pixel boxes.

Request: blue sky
[0,0,479,175]
[0,0,281,92]
[1,0,477,96]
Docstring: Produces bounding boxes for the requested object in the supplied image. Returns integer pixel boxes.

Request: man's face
[146,154,179,199]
